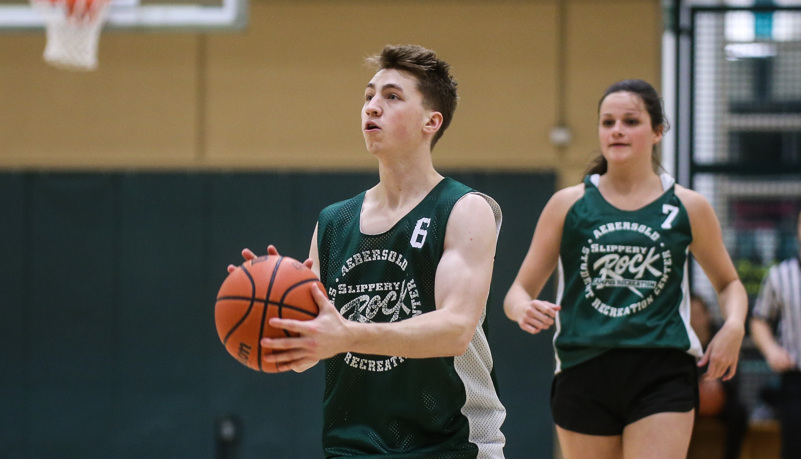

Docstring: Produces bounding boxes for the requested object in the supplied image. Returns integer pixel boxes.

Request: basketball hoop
[30,0,111,71]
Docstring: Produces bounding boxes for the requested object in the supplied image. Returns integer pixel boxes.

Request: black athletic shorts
[551,347,698,436]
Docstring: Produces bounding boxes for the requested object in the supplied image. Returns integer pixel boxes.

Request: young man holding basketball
[245,45,506,458]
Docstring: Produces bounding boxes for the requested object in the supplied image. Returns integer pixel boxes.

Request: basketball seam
[258,256,283,372]
[217,296,317,318]
[221,265,257,346]
[279,278,321,317]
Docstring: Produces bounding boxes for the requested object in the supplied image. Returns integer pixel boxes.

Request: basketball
[698,378,727,417]
[215,255,324,373]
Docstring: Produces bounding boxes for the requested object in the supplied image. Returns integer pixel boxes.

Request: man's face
[361,69,430,155]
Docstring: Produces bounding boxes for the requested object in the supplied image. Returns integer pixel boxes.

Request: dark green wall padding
[0,171,557,459]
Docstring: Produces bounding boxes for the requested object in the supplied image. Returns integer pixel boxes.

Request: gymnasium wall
[0,1,663,457]
[0,0,662,187]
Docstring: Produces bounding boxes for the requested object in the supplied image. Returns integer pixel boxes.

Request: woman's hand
[698,319,745,381]
[514,300,561,335]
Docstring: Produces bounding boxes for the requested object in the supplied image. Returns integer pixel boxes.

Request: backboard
[0,0,247,31]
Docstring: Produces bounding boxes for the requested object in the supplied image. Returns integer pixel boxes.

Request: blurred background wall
[0,0,662,186]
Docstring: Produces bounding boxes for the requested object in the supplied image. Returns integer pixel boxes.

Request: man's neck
[374,165,442,210]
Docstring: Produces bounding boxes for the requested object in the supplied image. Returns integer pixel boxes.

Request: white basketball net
[30,0,111,71]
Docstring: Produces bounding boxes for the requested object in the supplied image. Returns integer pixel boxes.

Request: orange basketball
[215,255,324,373]
[698,379,726,416]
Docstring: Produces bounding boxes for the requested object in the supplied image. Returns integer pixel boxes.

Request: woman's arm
[503,184,583,334]
[677,186,747,380]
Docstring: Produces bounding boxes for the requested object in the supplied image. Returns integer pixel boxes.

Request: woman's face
[598,91,663,168]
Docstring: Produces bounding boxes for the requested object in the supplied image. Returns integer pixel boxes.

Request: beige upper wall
[0,0,662,187]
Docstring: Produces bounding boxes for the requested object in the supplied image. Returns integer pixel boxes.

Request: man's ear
[423,112,443,135]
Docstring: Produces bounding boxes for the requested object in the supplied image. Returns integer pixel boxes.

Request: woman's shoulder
[553,183,585,204]
[542,183,585,219]
[674,185,723,236]
[674,184,713,214]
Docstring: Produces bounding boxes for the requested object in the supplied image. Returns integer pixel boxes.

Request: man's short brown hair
[366,44,458,149]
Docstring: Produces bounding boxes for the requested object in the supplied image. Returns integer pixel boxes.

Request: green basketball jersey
[316,177,506,459]
[553,174,703,372]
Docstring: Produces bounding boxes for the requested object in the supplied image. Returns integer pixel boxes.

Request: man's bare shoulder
[451,192,497,229]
